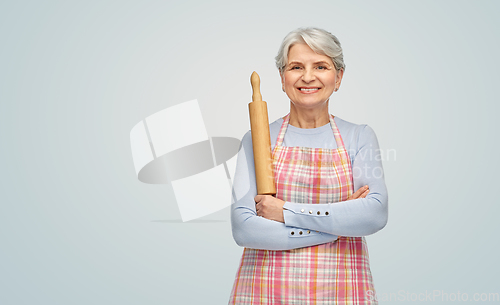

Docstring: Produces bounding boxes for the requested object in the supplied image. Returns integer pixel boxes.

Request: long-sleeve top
[230,116,388,251]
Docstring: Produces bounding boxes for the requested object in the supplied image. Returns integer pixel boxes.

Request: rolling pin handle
[251,71,262,102]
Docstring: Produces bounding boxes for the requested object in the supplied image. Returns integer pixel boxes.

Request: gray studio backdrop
[1,1,499,304]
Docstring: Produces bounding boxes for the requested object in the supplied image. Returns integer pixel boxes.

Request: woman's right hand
[347,185,370,201]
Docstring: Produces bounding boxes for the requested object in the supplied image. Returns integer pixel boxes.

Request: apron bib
[229,114,376,305]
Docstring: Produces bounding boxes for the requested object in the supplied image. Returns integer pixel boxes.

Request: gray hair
[275,27,345,72]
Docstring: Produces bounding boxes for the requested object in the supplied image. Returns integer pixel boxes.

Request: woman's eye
[317,66,326,70]
[291,66,301,70]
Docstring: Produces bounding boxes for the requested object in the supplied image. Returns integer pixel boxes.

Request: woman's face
[281,43,343,110]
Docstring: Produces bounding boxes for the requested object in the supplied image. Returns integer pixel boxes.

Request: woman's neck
[288,102,330,129]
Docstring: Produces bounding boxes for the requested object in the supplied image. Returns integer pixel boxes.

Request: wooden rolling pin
[249,72,276,195]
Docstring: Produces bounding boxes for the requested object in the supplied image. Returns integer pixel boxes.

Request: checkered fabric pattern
[229,114,377,304]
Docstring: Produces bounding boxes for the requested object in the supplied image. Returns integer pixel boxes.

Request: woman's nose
[301,69,316,83]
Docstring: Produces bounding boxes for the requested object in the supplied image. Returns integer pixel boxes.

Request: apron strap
[275,114,290,147]
[329,114,346,150]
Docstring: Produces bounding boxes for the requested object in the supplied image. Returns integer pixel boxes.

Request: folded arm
[230,132,339,251]
[282,125,389,236]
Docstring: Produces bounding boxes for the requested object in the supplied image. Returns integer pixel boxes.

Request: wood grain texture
[249,72,276,195]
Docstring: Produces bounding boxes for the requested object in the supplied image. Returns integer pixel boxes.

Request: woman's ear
[336,69,344,89]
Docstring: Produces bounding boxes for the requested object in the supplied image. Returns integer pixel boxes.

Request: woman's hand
[255,195,285,223]
[347,185,370,201]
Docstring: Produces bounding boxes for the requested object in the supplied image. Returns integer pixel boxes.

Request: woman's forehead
[288,44,333,64]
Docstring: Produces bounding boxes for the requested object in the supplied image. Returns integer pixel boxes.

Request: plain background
[1,1,499,304]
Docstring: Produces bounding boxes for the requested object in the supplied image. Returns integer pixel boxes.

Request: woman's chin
[291,99,329,111]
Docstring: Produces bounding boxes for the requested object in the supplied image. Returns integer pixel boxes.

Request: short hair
[275,27,345,73]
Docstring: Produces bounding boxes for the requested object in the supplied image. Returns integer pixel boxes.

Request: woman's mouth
[298,88,320,93]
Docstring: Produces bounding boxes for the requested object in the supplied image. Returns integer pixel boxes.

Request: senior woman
[229,27,388,305]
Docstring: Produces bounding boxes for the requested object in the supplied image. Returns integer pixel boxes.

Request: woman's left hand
[255,195,285,223]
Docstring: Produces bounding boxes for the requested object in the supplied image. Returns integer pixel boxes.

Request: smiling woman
[228,27,388,305]
[281,43,344,127]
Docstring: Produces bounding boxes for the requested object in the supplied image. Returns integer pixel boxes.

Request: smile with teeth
[298,88,320,93]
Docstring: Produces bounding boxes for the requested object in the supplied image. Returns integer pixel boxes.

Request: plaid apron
[229,114,377,304]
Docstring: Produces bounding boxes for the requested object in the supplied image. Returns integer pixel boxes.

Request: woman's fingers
[254,195,265,215]
[254,195,264,203]
[360,189,370,198]
[353,185,369,197]
[347,185,369,200]
[254,195,285,222]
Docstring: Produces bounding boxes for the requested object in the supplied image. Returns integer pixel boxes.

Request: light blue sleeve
[282,125,389,236]
[230,131,339,251]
